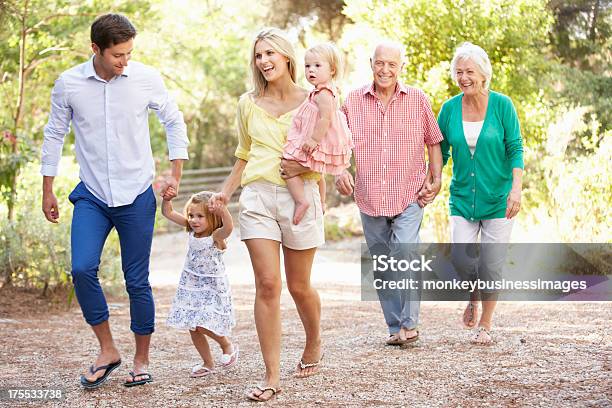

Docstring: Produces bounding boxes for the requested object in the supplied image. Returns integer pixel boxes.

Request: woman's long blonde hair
[249,27,298,96]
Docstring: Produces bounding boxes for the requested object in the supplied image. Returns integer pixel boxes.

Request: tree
[0,0,152,221]
[548,0,611,139]
[263,0,350,43]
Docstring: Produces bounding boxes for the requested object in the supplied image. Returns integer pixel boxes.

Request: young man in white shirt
[41,13,189,388]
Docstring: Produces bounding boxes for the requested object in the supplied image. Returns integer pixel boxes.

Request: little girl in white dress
[162,190,238,377]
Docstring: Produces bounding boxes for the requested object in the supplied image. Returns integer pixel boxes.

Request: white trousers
[451,216,514,243]
[450,216,514,290]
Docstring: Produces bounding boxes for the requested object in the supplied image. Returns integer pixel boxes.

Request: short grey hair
[450,42,492,89]
[371,40,406,64]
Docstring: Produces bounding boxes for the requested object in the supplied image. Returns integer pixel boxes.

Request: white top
[462,120,484,155]
[41,57,189,207]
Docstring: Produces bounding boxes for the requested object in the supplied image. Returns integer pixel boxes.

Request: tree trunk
[589,0,600,41]
[8,0,28,222]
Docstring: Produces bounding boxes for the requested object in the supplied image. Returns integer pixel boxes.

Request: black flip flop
[80,359,122,389]
[123,371,153,387]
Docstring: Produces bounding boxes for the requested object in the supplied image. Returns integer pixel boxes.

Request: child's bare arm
[161,199,188,227]
[301,90,335,154]
[310,89,335,143]
[212,205,234,241]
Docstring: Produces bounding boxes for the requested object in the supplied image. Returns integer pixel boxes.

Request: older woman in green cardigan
[438,42,524,344]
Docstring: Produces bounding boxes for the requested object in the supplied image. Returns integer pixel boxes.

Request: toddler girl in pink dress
[283,42,353,224]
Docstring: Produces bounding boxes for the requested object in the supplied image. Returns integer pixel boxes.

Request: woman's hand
[208,192,229,212]
[280,159,309,179]
[301,138,319,155]
[505,189,521,219]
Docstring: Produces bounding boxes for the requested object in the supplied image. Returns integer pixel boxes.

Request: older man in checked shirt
[283,41,443,346]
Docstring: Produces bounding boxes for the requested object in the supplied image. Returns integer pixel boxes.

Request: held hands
[505,189,521,219]
[161,186,177,201]
[160,176,179,201]
[42,191,59,223]
[208,192,229,214]
[300,138,319,156]
[417,176,441,208]
[334,170,354,196]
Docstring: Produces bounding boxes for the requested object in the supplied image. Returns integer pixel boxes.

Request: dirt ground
[0,234,610,407]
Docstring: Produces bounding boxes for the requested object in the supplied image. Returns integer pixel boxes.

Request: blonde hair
[306,42,343,81]
[450,42,492,89]
[183,191,223,236]
[249,27,298,96]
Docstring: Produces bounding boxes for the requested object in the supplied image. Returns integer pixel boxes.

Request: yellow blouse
[234,93,320,186]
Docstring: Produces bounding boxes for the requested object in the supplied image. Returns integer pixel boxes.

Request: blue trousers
[361,202,424,334]
[69,182,156,335]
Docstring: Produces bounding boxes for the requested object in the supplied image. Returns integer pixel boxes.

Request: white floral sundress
[166,233,235,336]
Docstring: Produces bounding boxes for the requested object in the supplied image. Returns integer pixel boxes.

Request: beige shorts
[239,180,325,250]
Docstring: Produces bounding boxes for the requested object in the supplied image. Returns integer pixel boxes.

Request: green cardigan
[438,91,524,220]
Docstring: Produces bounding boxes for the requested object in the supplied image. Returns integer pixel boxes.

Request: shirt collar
[85,55,131,80]
[363,81,409,97]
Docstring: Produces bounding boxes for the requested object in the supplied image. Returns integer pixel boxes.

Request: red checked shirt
[342,82,444,217]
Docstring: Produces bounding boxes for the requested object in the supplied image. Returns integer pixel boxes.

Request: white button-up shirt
[41,57,189,207]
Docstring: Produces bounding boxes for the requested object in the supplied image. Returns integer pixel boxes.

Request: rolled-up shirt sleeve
[41,76,72,176]
[149,71,189,161]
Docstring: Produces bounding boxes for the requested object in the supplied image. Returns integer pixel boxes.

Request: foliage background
[0,0,609,289]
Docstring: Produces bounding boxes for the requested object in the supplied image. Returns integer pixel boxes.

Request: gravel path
[0,232,610,407]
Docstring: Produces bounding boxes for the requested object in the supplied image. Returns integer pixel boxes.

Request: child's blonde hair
[183,191,223,236]
[306,42,343,81]
[250,27,298,96]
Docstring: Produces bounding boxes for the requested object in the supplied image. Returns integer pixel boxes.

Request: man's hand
[334,170,354,196]
[42,190,60,223]
[417,177,441,208]
[161,176,179,200]
[162,186,177,201]
[280,159,309,179]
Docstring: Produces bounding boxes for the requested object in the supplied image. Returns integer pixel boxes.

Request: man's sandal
[123,371,153,387]
[247,385,281,402]
[80,360,122,389]
[386,333,403,346]
[398,330,419,345]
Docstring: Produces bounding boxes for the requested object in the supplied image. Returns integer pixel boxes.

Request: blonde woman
[209,28,324,402]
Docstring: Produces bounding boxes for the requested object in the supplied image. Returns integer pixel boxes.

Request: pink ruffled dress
[283,86,353,175]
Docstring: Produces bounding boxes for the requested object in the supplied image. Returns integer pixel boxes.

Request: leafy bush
[0,159,122,291]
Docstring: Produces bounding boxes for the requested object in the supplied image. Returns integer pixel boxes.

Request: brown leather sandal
[247,385,281,402]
